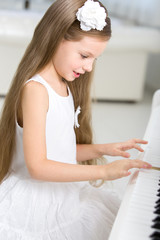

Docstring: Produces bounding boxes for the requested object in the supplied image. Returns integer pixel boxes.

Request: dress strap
[24,74,51,95]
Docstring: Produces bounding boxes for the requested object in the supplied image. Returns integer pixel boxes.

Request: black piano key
[152,216,160,222]
[155,199,160,204]
[155,203,160,209]
[156,192,160,197]
[157,188,160,192]
[155,201,160,206]
[154,209,160,214]
[151,222,160,229]
[150,231,160,238]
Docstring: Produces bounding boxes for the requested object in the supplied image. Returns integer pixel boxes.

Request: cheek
[65,57,81,71]
[56,59,73,77]
[54,50,82,74]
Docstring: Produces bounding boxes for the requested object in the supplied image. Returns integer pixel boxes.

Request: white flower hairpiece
[76,0,107,31]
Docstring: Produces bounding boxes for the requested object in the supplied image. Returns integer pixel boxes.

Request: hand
[101,138,148,158]
[101,159,152,181]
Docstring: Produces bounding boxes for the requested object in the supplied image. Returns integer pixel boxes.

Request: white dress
[0,74,120,240]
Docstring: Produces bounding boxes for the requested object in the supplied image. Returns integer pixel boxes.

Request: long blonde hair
[0,0,111,184]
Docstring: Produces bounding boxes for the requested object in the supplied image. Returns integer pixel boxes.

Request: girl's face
[52,36,108,81]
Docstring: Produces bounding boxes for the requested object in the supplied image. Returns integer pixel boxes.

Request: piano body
[109,89,160,240]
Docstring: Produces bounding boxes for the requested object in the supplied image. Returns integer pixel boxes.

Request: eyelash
[81,54,88,59]
[80,54,98,61]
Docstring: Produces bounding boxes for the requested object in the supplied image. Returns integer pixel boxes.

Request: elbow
[27,163,44,180]
[28,167,41,180]
[30,171,41,180]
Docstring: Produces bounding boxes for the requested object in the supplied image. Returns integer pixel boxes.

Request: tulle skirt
[0,171,120,240]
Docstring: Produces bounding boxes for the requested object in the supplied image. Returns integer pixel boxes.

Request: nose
[83,60,93,72]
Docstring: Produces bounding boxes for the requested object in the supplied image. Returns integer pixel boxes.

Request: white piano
[109,89,160,240]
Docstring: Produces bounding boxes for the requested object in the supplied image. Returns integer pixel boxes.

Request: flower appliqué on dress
[74,106,81,128]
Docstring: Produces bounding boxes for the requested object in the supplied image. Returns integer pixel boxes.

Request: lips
[73,71,80,78]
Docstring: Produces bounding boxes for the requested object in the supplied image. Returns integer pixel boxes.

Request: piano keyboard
[109,89,160,240]
[119,169,160,240]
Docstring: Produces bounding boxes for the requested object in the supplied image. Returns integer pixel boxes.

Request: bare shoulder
[22,80,48,101]
[21,80,49,113]
[17,80,49,128]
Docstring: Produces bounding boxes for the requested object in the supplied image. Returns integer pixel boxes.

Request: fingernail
[143,164,152,168]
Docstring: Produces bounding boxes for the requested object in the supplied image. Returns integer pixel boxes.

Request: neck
[39,61,62,86]
[38,61,68,97]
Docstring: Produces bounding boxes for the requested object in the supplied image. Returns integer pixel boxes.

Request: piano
[109,89,160,240]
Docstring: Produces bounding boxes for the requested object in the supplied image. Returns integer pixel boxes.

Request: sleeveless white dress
[0,74,120,240]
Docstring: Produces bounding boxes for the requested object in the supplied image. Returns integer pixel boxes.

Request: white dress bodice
[10,74,77,177]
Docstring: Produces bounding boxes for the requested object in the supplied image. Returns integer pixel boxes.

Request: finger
[132,139,148,144]
[142,162,152,169]
[131,159,152,169]
[121,143,141,151]
[133,144,145,152]
[125,143,145,152]
[117,150,130,158]
[123,170,131,177]
[123,152,130,158]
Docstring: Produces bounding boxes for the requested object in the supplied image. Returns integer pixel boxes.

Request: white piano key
[132,191,159,200]
[128,213,158,228]
[129,199,157,210]
[126,209,155,222]
[131,191,159,202]
[120,222,153,240]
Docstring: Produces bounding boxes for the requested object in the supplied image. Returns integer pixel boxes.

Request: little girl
[0,0,152,239]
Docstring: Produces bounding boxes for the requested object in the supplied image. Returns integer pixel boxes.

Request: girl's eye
[81,54,88,59]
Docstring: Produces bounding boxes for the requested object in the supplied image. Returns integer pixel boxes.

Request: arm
[76,144,104,162]
[21,82,151,182]
[76,140,148,162]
